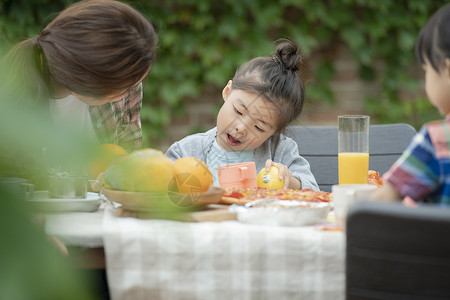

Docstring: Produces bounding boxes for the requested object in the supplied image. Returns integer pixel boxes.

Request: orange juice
[338,152,369,184]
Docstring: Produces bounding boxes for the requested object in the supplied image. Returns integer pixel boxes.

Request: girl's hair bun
[273,39,302,71]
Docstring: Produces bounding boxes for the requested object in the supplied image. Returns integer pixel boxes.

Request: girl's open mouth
[227,134,241,146]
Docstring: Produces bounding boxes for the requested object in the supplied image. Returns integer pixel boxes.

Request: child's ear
[222,80,232,101]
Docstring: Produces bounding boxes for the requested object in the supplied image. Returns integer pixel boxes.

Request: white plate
[230,198,332,227]
[27,192,101,213]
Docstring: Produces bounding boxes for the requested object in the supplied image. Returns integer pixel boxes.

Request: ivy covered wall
[1,0,446,148]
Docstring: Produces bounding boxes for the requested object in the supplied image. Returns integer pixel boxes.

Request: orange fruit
[89,144,127,179]
[103,148,174,193]
[171,157,213,194]
[257,166,284,189]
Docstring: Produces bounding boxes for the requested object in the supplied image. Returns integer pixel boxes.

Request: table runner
[103,206,345,300]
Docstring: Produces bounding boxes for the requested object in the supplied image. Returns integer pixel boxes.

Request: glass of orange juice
[338,115,370,184]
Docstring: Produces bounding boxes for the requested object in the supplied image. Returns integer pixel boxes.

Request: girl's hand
[264,159,301,189]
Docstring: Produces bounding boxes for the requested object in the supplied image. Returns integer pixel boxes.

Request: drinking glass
[338,115,370,184]
[48,174,100,199]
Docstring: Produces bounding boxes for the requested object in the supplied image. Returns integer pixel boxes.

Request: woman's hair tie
[31,34,42,51]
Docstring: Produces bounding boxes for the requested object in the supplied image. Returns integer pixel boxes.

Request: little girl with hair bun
[166,39,319,190]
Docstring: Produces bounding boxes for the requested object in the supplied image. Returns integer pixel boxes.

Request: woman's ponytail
[5,36,50,102]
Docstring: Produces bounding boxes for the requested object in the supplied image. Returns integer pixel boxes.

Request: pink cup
[217,162,257,189]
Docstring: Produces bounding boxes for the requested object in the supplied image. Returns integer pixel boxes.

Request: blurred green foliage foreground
[0,57,99,298]
[0,0,446,147]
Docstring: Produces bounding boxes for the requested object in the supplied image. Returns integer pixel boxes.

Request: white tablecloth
[103,207,346,300]
[44,205,105,248]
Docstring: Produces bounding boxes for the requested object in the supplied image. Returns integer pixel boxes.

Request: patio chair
[346,201,450,300]
[284,123,417,192]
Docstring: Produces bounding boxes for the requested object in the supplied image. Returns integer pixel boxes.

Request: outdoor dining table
[44,199,346,300]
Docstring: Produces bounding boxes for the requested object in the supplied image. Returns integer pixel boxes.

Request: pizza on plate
[368,170,383,188]
[220,187,332,205]
[220,169,383,205]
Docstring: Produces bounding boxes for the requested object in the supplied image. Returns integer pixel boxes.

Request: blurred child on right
[371,3,450,204]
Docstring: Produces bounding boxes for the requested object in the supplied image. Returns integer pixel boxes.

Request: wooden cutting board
[186,204,237,222]
[115,204,237,222]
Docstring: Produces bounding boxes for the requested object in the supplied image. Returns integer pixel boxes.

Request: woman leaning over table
[5,0,158,152]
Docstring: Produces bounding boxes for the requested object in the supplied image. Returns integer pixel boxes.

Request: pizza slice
[220,187,332,205]
[368,170,383,188]
[220,187,267,205]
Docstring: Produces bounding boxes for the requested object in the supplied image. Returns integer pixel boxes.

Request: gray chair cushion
[346,201,450,299]
[284,124,416,192]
